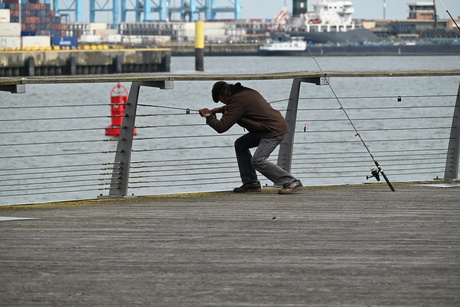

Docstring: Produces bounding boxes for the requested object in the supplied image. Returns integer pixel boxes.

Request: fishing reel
[366,168,380,181]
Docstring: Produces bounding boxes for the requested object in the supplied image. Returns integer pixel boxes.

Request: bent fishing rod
[305,46,395,192]
[438,0,460,32]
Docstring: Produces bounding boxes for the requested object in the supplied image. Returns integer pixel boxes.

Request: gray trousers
[234,132,296,187]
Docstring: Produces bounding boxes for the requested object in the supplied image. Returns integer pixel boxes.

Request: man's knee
[251,156,265,169]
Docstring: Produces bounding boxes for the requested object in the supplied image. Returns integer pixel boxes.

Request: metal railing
[0,70,459,205]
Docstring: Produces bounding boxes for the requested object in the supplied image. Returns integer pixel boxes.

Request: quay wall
[307,44,460,56]
[168,43,261,56]
[0,48,171,76]
[1,43,458,77]
[169,43,460,56]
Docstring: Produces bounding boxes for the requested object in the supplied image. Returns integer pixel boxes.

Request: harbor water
[1,55,460,205]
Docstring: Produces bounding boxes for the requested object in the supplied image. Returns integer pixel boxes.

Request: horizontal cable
[1,182,106,194]
[128,174,237,184]
[297,105,454,111]
[131,156,235,165]
[0,150,116,159]
[298,94,457,101]
[0,138,117,147]
[380,157,448,163]
[299,116,452,122]
[0,127,106,135]
[0,171,113,183]
[1,187,104,198]
[130,164,238,174]
[0,184,104,197]
[293,160,446,169]
[130,168,238,178]
[296,169,442,179]
[0,115,115,122]
[295,137,450,145]
[293,152,446,161]
[294,156,447,165]
[0,162,114,172]
[293,148,447,156]
[296,166,443,175]
[128,178,241,190]
[0,176,111,188]
[292,150,449,162]
[133,133,242,141]
[132,145,233,152]
[299,127,452,133]
[0,171,108,182]
[0,103,109,110]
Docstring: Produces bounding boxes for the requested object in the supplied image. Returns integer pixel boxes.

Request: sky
[238,0,460,21]
[72,0,460,23]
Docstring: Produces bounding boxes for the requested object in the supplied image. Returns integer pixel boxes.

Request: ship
[259,0,460,56]
[261,0,380,48]
[259,37,307,56]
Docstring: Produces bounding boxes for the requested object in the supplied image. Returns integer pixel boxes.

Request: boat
[266,0,380,45]
[259,38,307,56]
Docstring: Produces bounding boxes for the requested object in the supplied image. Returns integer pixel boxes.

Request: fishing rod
[304,46,395,192]
[437,0,460,31]
[138,103,200,114]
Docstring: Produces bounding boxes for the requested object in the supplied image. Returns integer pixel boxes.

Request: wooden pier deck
[1,183,459,306]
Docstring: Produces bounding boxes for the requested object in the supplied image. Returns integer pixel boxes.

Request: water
[174,55,460,73]
[1,55,459,205]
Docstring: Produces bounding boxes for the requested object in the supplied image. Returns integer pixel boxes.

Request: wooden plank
[0,184,459,305]
[1,69,459,86]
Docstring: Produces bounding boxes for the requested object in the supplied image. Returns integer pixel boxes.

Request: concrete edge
[0,180,456,210]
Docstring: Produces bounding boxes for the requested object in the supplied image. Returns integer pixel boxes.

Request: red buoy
[105,83,136,136]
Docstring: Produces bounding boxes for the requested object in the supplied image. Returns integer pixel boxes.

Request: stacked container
[0,0,66,37]
[0,9,21,49]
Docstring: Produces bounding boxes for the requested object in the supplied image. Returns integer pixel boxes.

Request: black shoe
[278,180,303,194]
[233,181,262,193]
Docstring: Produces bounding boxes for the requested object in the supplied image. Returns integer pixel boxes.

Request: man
[199,81,303,194]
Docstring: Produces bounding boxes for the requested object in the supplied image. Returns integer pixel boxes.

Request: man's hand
[199,108,211,117]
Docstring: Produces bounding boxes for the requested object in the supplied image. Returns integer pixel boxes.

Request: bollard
[195,20,204,71]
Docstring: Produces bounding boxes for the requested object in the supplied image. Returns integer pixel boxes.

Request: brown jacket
[206,83,288,138]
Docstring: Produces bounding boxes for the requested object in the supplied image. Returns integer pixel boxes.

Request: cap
[212,81,226,103]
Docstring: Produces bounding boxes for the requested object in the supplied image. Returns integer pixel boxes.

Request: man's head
[212,81,227,103]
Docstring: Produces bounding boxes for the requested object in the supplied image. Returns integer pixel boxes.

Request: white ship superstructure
[274,0,357,32]
[311,0,354,26]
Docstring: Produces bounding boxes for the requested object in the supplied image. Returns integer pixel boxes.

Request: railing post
[106,80,174,198]
[443,82,460,180]
[277,77,327,173]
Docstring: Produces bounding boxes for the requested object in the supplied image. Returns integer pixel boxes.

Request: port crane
[47,0,241,23]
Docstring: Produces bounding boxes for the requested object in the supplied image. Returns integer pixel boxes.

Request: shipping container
[51,36,77,48]
[0,36,21,49]
[103,34,122,43]
[22,35,50,48]
[0,9,10,23]
[0,22,21,36]
[21,31,36,36]
[80,34,102,43]
[88,23,107,30]
[10,9,18,17]
[122,36,143,44]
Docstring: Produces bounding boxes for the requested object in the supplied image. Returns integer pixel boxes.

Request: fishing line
[437,0,460,31]
[304,46,395,191]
